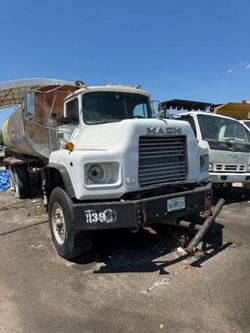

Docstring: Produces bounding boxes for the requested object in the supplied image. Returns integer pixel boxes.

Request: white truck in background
[212,100,250,134]
[161,99,250,189]
[1,80,224,260]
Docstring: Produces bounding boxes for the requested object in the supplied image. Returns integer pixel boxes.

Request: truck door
[58,98,79,148]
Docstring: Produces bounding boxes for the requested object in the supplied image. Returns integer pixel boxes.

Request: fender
[45,162,76,198]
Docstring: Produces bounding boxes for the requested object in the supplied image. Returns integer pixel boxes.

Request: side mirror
[160,110,165,119]
[160,106,171,119]
[151,100,161,118]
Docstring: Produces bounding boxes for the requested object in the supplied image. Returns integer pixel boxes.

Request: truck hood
[70,118,194,150]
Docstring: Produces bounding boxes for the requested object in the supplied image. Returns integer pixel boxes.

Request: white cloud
[245,64,250,70]
[227,69,232,73]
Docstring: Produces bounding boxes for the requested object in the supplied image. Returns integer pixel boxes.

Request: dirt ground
[0,188,250,333]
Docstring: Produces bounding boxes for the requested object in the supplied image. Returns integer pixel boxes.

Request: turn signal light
[65,142,74,151]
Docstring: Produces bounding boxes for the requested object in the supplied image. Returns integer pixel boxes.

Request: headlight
[85,162,119,185]
[87,164,105,183]
[200,154,209,172]
[209,162,213,171]
[247,164,250,172]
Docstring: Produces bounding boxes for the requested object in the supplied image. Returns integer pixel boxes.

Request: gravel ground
[0,188,250,333]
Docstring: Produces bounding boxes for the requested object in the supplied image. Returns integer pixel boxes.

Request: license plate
[167,197,185,212]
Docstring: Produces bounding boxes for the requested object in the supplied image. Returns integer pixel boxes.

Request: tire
[48,187,93,260]
[28,171,42,198]
[13,165,30,199]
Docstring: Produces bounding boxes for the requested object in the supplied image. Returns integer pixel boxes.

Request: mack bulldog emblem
[85,209,117,224]
[147,127,182,135]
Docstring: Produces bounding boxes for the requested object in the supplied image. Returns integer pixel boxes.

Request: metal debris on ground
[176,247,188,256]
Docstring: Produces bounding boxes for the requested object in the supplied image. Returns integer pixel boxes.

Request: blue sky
[1,0,250,127]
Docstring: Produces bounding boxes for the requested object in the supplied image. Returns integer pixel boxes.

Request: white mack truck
[1,79,224,260]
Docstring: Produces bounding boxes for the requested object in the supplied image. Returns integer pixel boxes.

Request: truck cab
[174,112,250,186]
[58,85,153,149]
[50,85,210,201]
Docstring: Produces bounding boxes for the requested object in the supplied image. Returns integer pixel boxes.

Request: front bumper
[209,172,250,183]
[73,182,212,232]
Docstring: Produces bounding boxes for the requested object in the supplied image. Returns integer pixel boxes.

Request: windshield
[82,92,152,125]
[197,114,250,145]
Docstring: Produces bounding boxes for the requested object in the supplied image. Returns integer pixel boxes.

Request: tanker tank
[3,85,77,162]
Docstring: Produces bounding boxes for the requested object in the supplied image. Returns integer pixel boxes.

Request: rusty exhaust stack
[186,198,225,253]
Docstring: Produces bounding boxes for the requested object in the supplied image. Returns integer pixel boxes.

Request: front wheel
[48,187,93,260]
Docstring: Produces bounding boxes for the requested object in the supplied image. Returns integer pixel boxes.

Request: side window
[180,116,197,137]
[133,103,147,118]
[24,92,35,117]
[223,124,247,142]
[65,99,79,124]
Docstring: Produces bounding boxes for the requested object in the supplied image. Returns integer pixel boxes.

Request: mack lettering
[147,127,182,135]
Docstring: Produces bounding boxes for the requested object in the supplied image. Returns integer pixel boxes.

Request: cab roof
[176,110,242,122]
[65,85,150,101]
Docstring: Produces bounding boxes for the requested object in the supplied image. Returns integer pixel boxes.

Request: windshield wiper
[206,139,250,151]
[207,139,232,146]
[205,139,234,151]
[223,140,233,147]
[229,141,250,151]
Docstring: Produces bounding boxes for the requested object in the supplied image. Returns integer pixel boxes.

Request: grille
[224,165,237,171]
[138,136,187,186]
[214,164,246,172]
[216,164,223,171]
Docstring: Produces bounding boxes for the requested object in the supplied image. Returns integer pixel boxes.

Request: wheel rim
[51,202,66,245]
